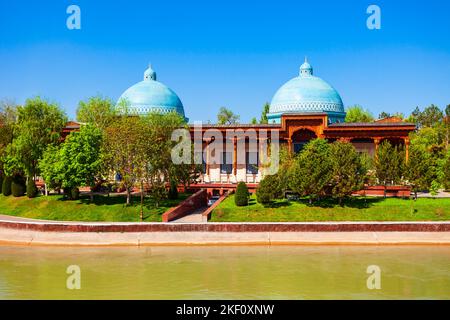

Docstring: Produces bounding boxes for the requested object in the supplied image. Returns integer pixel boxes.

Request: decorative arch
[288,128,318,153]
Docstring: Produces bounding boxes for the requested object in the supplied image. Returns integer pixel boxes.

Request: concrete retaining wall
[1,219,449,233]
[162,189,207,222]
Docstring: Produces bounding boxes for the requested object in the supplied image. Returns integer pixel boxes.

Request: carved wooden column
[374,138,381,152]
[404,137,410,162]
[205,140,211,176]
[259,137,268,175]
[233,137,237,176]
[287,138,293,154]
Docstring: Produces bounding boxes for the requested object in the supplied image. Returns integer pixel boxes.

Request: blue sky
[1,0,449,122]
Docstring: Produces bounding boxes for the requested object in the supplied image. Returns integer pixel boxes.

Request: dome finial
[300,57,313,77]
[144,63,156,81]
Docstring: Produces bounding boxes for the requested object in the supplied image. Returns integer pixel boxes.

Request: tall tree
[418,104,443,128]
[260,102,270,124]
[330,141,366,204]
[76,96,116,130]
[39,145,63,193]
[144,112,186,207]
[406,144,434,199]
[443,104,450,150]
[442,150,450,190]
[406,106,422,124]
[378,111,390,119]
[289,139,333,203]
[103,115,148,206]
[345,105,374,123]
[217,107,239,125]
[375,140,405,197]
[0,100,17,174]
[7,97,67,178]
[58,124,104,194]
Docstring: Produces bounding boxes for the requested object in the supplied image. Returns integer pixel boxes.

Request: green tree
[9,97,67,179]
[430,180,441,197]
[58,124,104,195]
[277,144,295,193]
[375,140,405,197]
[0,100,17,174]
[217,107,239,125]
[260,102,270,124]
[378,111,390,119]
[103,115,148,206]
[76,96,116,130]
[289,139,333,203]
[250,117,258,124]
[442,104,450,150]
[39,145,63,193]
[418,104,443,128]
[406,144,434,199]
[144,112,193,208]
[442,150,450,190]
[345,105,374,123]
[256,174,282,205]
[407,106,422,125]
[235,182,249,206]
[330,141,366,204]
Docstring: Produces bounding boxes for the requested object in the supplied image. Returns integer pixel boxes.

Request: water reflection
[0,245,449,299]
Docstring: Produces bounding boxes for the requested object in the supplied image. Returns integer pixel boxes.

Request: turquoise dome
[268,59,345,124]
[117,65,187,121]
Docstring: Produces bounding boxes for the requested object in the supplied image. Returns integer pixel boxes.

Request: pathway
[171,207,208,223]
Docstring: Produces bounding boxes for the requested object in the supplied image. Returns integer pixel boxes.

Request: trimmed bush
[2,176,12,196]
[27,179,38,198]
[235,182,249,207]
[11,176,26,197]
[168,180,179,200]
[256,174,283,205]
[71,187,80,200]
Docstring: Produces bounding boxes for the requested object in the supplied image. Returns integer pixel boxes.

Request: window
[246,152,259,174]
[220,152,233,174]
[194,152,206,174]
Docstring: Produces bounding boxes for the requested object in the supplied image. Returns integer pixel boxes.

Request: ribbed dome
[117,65,187,120]
[268,59,345,123]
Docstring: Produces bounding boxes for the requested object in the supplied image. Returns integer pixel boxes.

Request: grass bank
[0,193,189,222]
[210,195,450,222]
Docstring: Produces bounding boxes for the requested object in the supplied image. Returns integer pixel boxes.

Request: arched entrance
[291,128,317,153]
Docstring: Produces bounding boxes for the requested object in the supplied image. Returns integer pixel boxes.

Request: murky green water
[0,245,449,299]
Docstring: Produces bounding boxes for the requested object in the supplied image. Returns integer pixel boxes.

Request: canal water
[0,245,449,299]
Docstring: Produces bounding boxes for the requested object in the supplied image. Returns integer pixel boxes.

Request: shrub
[27,179,38,198]
[168,180,179,200]
[11,176,26,197]
[256,174,282,205]
[2,176,12,196]
[235,182,249,206]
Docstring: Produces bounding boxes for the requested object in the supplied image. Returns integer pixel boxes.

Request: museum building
[64,60,416,194]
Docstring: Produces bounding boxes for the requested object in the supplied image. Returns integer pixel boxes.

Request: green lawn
[0,193,190,222]
[210,195,450,222]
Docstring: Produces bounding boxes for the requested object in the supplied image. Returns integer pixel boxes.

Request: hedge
[2,176,12,196]
[27,179,38,198]
[11,176,26,197]
[235,182,249,207]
